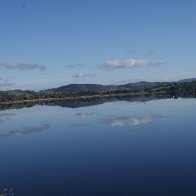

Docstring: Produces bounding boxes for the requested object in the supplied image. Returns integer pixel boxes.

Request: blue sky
[0,0,196,90]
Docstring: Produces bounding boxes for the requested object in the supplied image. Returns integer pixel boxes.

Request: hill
[0,79,196,103]
[43,84,117,93]
[43,81,170,93]
[177,78,196,83]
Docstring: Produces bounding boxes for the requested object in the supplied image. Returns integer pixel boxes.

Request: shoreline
[0,91,167,105]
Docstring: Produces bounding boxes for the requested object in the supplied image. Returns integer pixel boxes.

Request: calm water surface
[0,98,196,196]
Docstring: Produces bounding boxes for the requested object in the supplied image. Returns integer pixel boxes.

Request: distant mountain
[177,78,196,83]
[118,81,169,91]
[43,81,169,93]
[1,79,195,95]
[43,84,117,93]
[0,78,196,104]
[43,78,196,93]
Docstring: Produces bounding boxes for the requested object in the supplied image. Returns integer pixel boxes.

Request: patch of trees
[0,82,196,103]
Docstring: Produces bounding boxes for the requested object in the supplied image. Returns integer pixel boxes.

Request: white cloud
[72,72,96,78]
[99,58,166,70]
[0,63,46,71]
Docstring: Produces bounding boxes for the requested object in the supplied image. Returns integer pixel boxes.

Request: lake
[0,98,196,196]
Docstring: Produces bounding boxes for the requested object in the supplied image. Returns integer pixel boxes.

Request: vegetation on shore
[0,81,196,105]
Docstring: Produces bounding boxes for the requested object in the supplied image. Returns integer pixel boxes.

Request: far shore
[0,91,167,105]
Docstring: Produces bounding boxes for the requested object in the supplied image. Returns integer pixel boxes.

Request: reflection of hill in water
[0,94,195,111]
[55,95,171,108]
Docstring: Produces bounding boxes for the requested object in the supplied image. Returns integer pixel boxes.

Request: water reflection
[0,95,175,111]
[0,98,196,196]
[69,123,90,128]
[104,115,168,127]
[0,112,17,123]
[75,112,98,118]
[0,124,50,138]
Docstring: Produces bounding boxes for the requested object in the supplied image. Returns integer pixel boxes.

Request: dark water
[0,98,196,196]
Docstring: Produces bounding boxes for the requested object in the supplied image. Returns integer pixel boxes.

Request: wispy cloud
[125,49,138,57]
[111,79,141,85]
[0,124,50,138]
[146,50,157,56]
[104,115,168,127]
[0,78,15,87]
[65,64,85,68]
[72,72,96,78]
[98,59,166,71]
[0,63,46,71]
[154,60,167,66]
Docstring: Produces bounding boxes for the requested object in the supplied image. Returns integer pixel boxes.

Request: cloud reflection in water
[0,113,17,123]
[0,124,50,138]
[104,115,168,127]
[75,112,98,118]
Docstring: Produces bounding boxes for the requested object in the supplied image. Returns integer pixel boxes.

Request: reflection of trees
[0,85,196,110]
[0,95,170,110]
[0,93,195,111]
